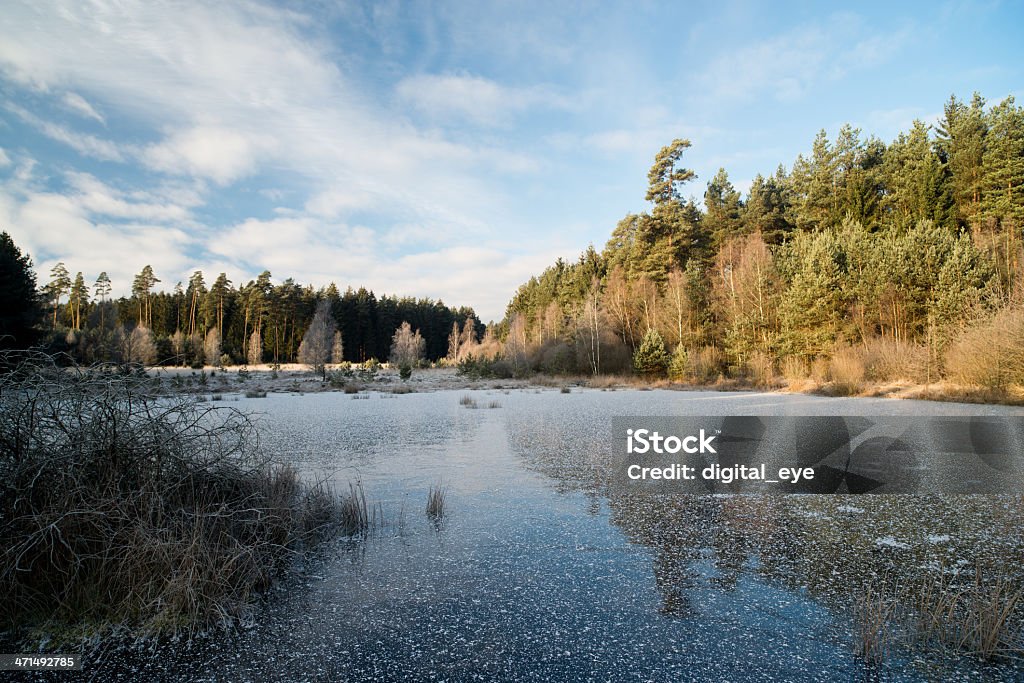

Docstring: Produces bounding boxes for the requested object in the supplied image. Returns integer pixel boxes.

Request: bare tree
[331,330,344,365]
[579,276,602,375]
[504,313,528,373]
[298,300,336,379]
[446,320,462,363]
[170,330,186,365]
[205,328,222,367]
[390,321,425,379]
[116,324,156,366]
[248,329,262,366]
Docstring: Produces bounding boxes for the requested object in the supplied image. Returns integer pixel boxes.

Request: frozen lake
[96,388,1024,681]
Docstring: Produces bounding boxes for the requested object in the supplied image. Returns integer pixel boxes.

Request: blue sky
[1,1,1021,322]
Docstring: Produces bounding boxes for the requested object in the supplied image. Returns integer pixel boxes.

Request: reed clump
[0,351,340,636]
[425,485,447,522]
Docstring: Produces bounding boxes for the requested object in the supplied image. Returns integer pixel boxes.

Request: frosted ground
[81,389,1023,681]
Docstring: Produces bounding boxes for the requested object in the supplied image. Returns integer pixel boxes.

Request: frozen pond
[91,388,1024,681]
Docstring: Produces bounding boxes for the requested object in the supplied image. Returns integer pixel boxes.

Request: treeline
[496,92,1024,389]
[24,261,483,367]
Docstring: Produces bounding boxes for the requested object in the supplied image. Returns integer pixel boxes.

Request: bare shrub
[862,338,931,383]
[0,351,339,635]
[828,346,865,395]
[746,351,776,388]
[686,346,723,382]
[945,306,1024,390]
[781,355,807,381]
[810,357,830,383]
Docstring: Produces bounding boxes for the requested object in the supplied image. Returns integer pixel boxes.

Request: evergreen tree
[982,96,1024,227]
[633,327,669,376]
[69,272,88,330]
[668,342,688,381]
[704,167,744,247]
[0,232,42,350]
[45,261,71,329]
[937,92,988,229]
[881,120,953,230]
[743,171,794,245]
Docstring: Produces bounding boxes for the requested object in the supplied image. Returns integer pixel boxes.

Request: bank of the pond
[151,363,1024,407]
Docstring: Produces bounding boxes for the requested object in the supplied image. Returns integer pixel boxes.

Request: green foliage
[668,343,688,381]
[502,91,1021,386]
[633,328,669,376]
[0,232,42,350]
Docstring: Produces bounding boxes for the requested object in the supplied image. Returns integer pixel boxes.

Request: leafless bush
[862,338,930,383]
[0,351,339,636]
[828,346,865,395]
[945,306,1024,390]
[745,351,776,388]
[781,355,807,381]
[686,346,723,382]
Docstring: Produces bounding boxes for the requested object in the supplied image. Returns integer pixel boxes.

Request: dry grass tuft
[854,583,899,664]
[745,351,777,388]
[828,346,865,395]
[945,306,1024,391]
[686,346,723,382]
[425,485,447,523]
[914,566,1024,660]
[862,338,931,383]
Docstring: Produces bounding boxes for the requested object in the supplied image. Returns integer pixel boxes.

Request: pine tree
[743,171,794,245]
[705,167,744,247]
[46,262,71,329]
[981,96,1024,283]
[668,342,688,381]
[0,232,42,349]
[936,93,988,229]
[69,272,88,329]
[633,328,669,376]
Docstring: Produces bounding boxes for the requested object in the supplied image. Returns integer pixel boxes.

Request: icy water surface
[86,389,1024,681]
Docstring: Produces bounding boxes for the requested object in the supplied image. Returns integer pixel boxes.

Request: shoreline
[146,364,1024,406]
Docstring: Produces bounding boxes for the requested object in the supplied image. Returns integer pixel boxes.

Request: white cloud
[1,188,192,292]
[395,72,572,126]
[143,126,266,186]
[62,92,104,123]
[5,103,124,161]
[0,147,10,167]
[66,172,192,222]
[700,14,911,103]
